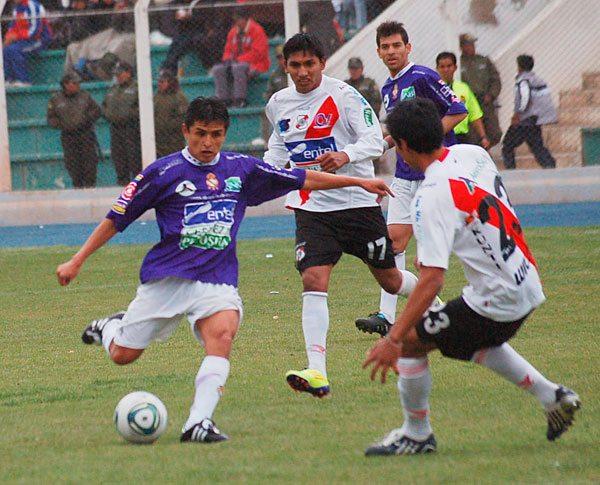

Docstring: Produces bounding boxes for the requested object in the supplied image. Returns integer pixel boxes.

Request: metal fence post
[0,0,12,192]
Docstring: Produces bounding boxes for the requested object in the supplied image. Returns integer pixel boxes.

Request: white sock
[183,355,230,431]
[302,291,329,377]
[472,344,559,407]
[397,357,433,440]
[379,252,406,322]
[101,319,119,355]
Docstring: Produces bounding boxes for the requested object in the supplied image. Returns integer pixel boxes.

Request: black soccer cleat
[355,312,392,337]
[180,418,229,443]
[545,386,581,441]
[81,311,125,345]
[365,429,437,456]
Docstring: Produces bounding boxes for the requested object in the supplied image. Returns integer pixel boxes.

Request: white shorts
[113,277,244,350]
[386,177,422,225]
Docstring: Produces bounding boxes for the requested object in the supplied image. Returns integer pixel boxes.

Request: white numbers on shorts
[367,236,387,261]
[423,310,450,335]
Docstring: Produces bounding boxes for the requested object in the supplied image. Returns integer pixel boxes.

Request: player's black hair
[283,33,325,61]
[184,97,230,130]
[386,99,443,154]
[376,21,409,47]
[517,54,534,72]
[436,51,457,66]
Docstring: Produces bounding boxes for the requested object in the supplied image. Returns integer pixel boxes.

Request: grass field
[1,227,599,483]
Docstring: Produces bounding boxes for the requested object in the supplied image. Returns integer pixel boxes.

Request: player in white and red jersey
[264,33,420,398]
[363,98,580,456]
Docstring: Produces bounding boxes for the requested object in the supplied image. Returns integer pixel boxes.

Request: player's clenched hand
[362,337,401,384]
[316,151,350,173]
[56,259,81,286]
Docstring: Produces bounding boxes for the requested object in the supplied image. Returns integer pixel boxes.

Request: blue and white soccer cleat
[545,386,581,441]
[355,312,392,336]
[81,311,125,345]
[365,428,437,456]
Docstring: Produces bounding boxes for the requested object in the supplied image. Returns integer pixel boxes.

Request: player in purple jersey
[356,21,467,337]
[55,97,394,443]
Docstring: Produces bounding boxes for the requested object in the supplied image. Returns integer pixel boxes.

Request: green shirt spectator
[450,80,483,135]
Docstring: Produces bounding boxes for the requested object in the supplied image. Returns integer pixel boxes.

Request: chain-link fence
[2,0,599,191]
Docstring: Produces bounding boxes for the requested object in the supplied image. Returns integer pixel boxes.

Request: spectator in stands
[344,57,381,117]
[47,72,102,188]
[160,0,226,75]
[102,61,141,185]
[460,33,502,147]
[153,69,189,158]
[502,54,557,170]
[2,0,52,86]
[301,4,342,58]
[340,0,366,33]
[436,51,489,149]
[211,6,269,108]
[64,0,135,77]
[257,43,287,145]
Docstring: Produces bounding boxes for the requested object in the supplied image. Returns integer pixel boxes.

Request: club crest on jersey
[392,83,399,100]
[176,180,197,197]
[401,86,416,100]
[206,173,219,191]
[295,114,309,130]
[295,242,306,262]
[278,118,290,133]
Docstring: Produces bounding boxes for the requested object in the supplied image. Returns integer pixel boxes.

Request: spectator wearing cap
[3,0,52,86]
[102,61,141,185]
[47,72,102,187]
[211,6,270,108]
[344,57,382,117]
[436,51,489,150]
[460,33,502,147]
[153,70,189,158]
[502,54,557,170]
[258,44,288,145]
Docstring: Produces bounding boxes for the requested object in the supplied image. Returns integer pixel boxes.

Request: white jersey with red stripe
[412,144,546,321]
[264,75,384,212]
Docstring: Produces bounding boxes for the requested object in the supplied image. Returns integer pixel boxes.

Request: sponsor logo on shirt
[363,107,374,127]
[224,176,242,193]
[206,173,219,191]
[314,112,333,128]
[400,86,416,100]
[180,199,237,250]
[278,118,290,133]
[176,180,197,197]
[284,136,338,170]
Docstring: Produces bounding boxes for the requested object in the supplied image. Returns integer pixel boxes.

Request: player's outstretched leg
[81,311,125,347]
[285,368,330,398]
[472,344,581,441]
[180,418,229,443]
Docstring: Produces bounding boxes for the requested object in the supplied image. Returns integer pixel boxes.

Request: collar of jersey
[182,147,220,167]
[389,62,414,81]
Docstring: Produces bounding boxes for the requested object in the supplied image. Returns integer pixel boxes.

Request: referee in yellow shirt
[436,52,490,150]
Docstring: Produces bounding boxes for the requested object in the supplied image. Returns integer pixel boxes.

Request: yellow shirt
[451,80,483,135]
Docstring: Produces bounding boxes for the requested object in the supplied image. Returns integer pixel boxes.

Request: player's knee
[110,346,142,365]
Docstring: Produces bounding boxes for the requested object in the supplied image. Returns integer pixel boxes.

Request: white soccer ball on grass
[114,391,168,444]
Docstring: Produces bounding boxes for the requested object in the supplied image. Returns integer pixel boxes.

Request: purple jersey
[382,63,467,180]
[107,148,306,287]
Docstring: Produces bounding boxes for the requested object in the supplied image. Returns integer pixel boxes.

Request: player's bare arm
[363,266,444,383]
[315,151,350,173]
[302,170,393,198]
[56,218,118,286]
[441,112,467,134]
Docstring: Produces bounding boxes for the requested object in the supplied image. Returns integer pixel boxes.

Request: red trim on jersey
[449,179,537,268]
[305,96,340,139]
[438,147,450,162]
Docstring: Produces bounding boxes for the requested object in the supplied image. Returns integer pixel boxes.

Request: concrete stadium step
[559,89,600,109]
[6,75,269,122]
[582,72,600,90]
[559,106,600,126]
[542,125,582,153]
[8,106,263,160]
[495,151,582,170]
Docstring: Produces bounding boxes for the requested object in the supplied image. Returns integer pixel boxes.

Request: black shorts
[294,207,396,272]
[415,296,529,361]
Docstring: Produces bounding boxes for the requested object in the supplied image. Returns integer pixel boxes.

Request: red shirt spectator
[222,16,269,74]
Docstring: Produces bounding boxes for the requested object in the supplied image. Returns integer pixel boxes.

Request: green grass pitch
[1,227,599,483]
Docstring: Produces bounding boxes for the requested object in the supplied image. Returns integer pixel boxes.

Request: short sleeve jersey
[411,144,546,321]
[107,148,306,287]
[382,63,467,180]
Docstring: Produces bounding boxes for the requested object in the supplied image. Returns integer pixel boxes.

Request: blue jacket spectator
[3,0,52,86]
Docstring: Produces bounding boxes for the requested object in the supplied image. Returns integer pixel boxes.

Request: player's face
[377,34,411,76]
[285,51,325,94]
[182,121,227,162]
[436,58,457,84]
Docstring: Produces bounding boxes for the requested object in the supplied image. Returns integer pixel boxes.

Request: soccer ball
[114,391,168,444]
